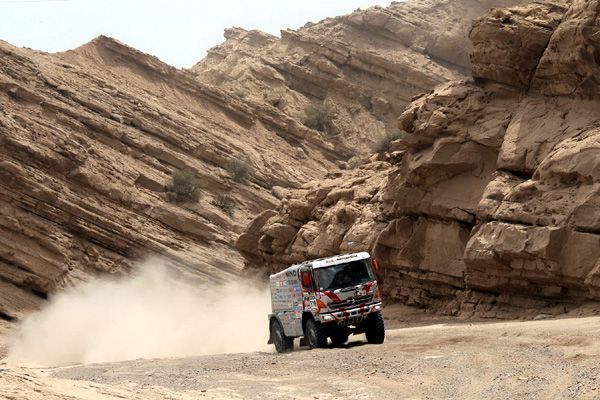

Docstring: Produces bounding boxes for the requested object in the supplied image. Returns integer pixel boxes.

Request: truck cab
[268,252,385,353]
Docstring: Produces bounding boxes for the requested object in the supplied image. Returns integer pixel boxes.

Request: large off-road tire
[330,328,350,345]
[364,312,385,344]
[271,320,294,353]
[306,319,328,349]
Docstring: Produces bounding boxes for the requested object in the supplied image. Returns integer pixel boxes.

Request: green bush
[373,130,406,155]
[348,159,360,170]
[301,99,332,132]
[212,195,235,218]
[234,89,247,98]
[225,155,252,183]
[166,169,202,202]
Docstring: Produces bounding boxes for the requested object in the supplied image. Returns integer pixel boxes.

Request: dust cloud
[6,260,272,367]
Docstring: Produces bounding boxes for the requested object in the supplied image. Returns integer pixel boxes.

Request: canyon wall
[193,0,525,146]
[0,0,524,321]
[236,0,600,318]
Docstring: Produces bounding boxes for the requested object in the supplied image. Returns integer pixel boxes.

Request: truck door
[299,266,316,292]
[299,266,319,313]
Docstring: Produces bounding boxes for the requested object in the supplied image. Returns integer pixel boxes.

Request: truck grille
[339,315,364,325]
[329,295,372,310]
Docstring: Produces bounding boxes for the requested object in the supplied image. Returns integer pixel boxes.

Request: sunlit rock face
[237,0,600,318]
[1,0,524,321]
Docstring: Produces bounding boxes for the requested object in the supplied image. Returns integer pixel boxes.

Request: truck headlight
[372,304,381,312]
[322,315,335,321]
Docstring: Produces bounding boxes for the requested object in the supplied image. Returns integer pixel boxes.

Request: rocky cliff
[237,0,600,318]
[0,36,286,321]
[193,0,525,152]
[0,0,522,322]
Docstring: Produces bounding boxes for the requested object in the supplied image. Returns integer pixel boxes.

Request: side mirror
[371,259,380,284]
[372,259,379,270]
[302,273,311,287]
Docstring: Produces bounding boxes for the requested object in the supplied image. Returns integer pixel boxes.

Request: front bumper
[318,302,382,324]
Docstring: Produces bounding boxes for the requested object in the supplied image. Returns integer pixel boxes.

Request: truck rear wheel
[365,312,385,344]
[271,320,294,353]
[306,319,328,349]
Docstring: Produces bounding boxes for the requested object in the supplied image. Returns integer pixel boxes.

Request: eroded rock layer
[193,0,526,150]
[237,0,600,318]
[1,0,527,321]
[0,35,346,320]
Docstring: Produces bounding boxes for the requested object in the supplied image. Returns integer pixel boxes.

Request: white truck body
[268,252,384,352]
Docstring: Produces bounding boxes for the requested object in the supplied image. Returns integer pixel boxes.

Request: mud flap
[299,337,309,347]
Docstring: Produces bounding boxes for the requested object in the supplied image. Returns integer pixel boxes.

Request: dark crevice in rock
[16,265,31,273]
[525,37,555,91]
[0,311,16,322]
[31,289,48,300]
[572,227,600,236]
[496,168,533,181]
[458,208,477,221]
[525,3,570,93]
[425,52,471,78]
[397,211,477,229]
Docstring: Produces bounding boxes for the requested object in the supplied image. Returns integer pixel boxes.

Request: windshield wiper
[339,284,363,292]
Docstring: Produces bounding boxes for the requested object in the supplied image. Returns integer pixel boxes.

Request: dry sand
[2,309,600,399]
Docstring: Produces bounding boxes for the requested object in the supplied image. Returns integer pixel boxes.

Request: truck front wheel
[271,320,294,353]
[364,312,385,344]
[306,319,328,349]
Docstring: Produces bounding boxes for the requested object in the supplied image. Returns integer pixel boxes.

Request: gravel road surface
[2,315,600,399]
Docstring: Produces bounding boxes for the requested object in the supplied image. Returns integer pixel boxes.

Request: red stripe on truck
[322,291,340,302]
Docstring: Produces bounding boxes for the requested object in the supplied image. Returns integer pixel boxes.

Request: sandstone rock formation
[237,0,600,318]
[193,0,526,155]
[1,0,526,322]
[0,35,344,321]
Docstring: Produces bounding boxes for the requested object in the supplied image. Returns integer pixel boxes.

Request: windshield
[314,259,375,291]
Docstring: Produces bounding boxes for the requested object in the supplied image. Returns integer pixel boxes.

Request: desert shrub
[166,169,202,202]
[301,99,332,131]
[225,155,252,183]
[234,89,247,98]
[348,159,360,170]
[373,130,406,155]
[211,195,235,218]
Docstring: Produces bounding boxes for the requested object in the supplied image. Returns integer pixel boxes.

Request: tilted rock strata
[237,0,600,318]
[0,0,534,321]
[0,35,352,321]
[193,0,527,153]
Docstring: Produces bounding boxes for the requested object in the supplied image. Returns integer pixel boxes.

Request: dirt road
[2,315,600,399]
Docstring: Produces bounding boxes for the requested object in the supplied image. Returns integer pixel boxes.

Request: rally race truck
[268,252,384,353]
